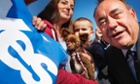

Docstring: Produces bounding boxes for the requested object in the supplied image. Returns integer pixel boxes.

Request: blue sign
[0,0,67,84]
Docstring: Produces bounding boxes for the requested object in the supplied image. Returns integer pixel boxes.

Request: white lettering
[0,18,57,84]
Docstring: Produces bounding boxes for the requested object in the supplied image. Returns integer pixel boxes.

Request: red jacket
[43,20,59,41]
[57,69,98,84]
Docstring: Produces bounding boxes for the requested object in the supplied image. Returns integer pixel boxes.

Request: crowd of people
[32,0,140,84]
[14,0,140,84]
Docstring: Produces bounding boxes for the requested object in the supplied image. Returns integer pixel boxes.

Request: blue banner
[0,0,67,84]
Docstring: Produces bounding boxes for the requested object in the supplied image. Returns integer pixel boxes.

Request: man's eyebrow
[98,8,119,22]
[98,17,106,23]
[110,8,118,14]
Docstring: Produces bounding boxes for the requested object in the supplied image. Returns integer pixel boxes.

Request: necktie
[126,50,140,84]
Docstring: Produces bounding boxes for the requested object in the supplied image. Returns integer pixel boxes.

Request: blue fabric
[0,0,67,84]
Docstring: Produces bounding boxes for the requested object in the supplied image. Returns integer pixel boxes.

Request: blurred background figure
[95,27,109,50]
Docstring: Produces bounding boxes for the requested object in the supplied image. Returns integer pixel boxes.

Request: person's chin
[62,17,70,22]
[116,39,132,49]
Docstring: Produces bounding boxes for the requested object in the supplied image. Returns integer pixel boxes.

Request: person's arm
[57,68,98,84]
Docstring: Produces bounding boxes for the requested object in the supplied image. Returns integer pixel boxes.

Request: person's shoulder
[91,39,100,45]
[106,45,116,51]
[106,45,113,52]
[106,45,120,54]
[86,40,105,53]
[90,40,104,48]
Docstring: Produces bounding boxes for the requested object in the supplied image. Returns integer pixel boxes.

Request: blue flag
[0,0,67,84]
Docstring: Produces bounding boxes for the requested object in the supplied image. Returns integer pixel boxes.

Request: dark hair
[93,0,132,18]
[38,0,75,28]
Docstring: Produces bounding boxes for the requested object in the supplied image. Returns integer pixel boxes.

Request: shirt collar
[122,44,136,57]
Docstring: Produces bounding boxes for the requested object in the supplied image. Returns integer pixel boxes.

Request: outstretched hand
[32,16,47,31]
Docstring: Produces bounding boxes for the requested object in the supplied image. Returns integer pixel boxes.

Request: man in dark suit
[94,0,140,84]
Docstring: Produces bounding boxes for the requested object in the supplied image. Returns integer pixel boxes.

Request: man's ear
[89,30,94,37]
[130,8,138,21]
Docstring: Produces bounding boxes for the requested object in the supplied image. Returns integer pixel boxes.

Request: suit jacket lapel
[136,23,140,63]
[136,23,140,81]
[106,46,135,83]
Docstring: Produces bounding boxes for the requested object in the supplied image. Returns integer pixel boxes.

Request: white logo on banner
[0,18,57,84]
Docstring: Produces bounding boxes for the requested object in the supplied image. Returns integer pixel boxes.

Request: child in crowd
[72,17,109,84]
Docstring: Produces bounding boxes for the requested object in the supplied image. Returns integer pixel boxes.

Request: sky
[27,0,140,35]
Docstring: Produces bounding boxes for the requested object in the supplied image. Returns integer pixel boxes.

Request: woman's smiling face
[57,0,74,23]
